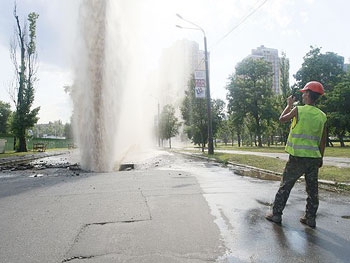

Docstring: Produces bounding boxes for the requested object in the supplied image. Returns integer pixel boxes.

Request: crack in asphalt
[62,188,153,262]
[62,218,153,263]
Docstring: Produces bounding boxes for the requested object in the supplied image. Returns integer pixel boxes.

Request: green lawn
[212,152,350,183]
[216,143,350,158]
[0,148,66,158]
[184,144,350,186]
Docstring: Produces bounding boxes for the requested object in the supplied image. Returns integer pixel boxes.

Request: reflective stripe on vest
[291,134,321,141]
[286,142,320,151]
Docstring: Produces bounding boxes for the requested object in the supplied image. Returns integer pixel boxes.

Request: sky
[0,0,349,124]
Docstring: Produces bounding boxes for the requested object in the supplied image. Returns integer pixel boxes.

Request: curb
[174,150,350,191]
[0,151,68,166]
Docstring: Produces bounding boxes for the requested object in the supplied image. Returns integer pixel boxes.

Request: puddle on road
[232,166,281,181]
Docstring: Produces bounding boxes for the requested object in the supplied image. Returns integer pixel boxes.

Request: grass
[216,143,350,157]
[0,148,66,158]
[184,144,350,186]
[213,152,286,173]
[0,151,41,158]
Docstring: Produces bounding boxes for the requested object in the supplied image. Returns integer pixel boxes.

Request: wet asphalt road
[160,151,350,262]
[0,150,349,262]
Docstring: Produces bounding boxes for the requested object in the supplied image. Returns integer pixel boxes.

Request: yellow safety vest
[285,105,326,158]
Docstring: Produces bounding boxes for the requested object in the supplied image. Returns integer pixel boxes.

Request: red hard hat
[300,81,324,95]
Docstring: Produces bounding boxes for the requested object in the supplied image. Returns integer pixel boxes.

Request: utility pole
[176,14,214,154]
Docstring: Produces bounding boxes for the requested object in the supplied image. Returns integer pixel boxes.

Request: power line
[210,0,268,50]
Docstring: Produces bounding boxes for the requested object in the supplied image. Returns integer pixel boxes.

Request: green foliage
[226,57,275,147]
[280,51,290,99]
[64,123,73,139]
[33,120,69,138]
[0,101,12,134]
[294,46,344,91]
[216,119,231,145]
[159,104,180,148]
[326,72,350,146]
[211,98,226,139]
[294,46,348,146]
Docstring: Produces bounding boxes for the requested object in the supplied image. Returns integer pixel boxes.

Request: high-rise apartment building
[156,39,207,144]
[158,39,207,107]
[250,45,280,94]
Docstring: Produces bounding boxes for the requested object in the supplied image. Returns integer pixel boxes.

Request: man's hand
[287,95,296,107]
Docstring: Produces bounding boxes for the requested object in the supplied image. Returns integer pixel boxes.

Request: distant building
[158,39,208,107]
[157,39,208,144]
[249,45,281,94]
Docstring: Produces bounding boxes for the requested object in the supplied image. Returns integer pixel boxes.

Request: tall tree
[211,98,226,141]
[294,46,344,91]
[226,57,274,147]
[181,76,209,152]
[159,104,180,148]
[280,51,290,98]
[326,72,350,146]
[10,6,40,151]
[226,75,246,147]
[0,101,12,134]
[294,46,346,146]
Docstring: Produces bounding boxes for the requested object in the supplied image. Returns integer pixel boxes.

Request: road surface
[0,150,349,262]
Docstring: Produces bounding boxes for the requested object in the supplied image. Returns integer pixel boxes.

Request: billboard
[194,70,206,98]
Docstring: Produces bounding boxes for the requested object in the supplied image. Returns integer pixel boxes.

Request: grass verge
[0,148,67,159]
[181,147,350,191]
[212,152,350,183]
[211,152,350,191]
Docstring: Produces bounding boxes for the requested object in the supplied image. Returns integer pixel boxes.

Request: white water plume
[71,0,196,172]
[72,0,157,172]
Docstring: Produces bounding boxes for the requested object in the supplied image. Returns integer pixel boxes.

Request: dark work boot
[265,213,282,225]
[300,216,316,228]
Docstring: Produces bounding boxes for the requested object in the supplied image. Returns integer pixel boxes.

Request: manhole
[119,163,134,171]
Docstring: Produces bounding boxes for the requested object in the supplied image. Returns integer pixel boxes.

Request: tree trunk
[18,130,27,152]
[237,133,241,147]
[339,136,345,147]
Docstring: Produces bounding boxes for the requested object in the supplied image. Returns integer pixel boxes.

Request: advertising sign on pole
[194,70,206,98]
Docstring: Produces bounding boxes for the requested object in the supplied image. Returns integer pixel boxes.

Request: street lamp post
[176,14,214,155]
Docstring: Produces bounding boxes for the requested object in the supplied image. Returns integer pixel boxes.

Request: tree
[64,123,73,139]
[294,46,344,91]
[226,75,246,147]
[216,118,230,145]
[211,98,226,143]
[280,51,290,99]
[226,57,274,147]
[181,76,209,152]
[294,46,346,146]
[326,72,350,146]
[10,6,40,151]
[159,104,180,148]
[0,101,12,134]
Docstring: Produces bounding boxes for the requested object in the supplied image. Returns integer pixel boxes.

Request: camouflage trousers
[272,155,322,219]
